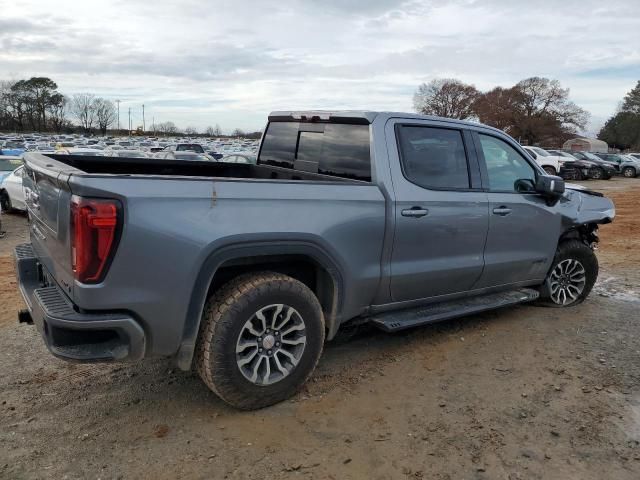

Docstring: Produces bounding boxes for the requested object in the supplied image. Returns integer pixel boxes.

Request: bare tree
[474,77,588,145]
[413,79,480,120]
[71,93,96,132]
[93,98,117,135]
[231,128,244,137]
[205,124,223,136]
[156,121,179,135]
[184,126,198,135]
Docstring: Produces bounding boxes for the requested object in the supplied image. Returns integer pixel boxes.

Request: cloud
[1,0,639,132]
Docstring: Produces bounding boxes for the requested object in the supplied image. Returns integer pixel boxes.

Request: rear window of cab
[258,122,371,182]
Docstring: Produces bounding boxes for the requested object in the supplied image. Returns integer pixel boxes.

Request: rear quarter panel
[68,175,386,356]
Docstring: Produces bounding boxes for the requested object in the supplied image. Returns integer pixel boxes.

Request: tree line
[0,78,120,134]
[0,76,254,137]
[413,77,589,146]
[597,81,640,151]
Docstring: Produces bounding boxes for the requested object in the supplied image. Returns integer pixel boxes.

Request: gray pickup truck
[15,111,615,409]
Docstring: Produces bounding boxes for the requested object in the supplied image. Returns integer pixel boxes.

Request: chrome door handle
[492,206,512,216]
[401,207,429,218]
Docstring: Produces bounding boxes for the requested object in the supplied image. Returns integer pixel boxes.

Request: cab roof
[268,110,504,135]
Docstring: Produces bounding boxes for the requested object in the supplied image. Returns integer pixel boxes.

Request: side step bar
[369,288,539,332]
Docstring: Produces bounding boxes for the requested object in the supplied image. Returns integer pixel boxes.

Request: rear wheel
[543,166,557,176]
[622,166,637,178]
[538,240,598,307]
[195,272,325,410]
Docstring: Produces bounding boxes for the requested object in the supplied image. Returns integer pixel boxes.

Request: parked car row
[522,147,640,181]
[0,143,258,213]
[1,133,260,160]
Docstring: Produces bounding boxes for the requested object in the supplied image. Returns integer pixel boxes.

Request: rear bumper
[15,243,145,362]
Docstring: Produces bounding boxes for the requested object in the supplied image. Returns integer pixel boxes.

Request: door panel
[476,192,560,287]
[387,122,489,302]
[391,191,489,300]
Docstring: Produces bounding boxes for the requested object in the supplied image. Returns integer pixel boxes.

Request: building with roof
[562,137,608,153]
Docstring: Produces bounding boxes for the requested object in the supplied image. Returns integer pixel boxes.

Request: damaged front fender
[556,185,615,245]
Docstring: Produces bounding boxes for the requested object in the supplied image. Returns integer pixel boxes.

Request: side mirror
[536,174,565,197]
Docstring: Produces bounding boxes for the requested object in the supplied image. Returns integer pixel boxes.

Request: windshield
[531,147,550,157]
[581,152,601,161]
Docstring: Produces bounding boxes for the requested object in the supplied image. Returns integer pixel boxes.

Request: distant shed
[562,137,608,153]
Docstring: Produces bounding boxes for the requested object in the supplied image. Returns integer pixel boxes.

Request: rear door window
[396,125,470,190]
[259,122,371,181]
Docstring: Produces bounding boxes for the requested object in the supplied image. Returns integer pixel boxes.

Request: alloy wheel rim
[235,304,307,386]
[549,259,586,305]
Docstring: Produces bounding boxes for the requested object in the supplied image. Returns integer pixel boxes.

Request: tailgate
[22,153,77,298]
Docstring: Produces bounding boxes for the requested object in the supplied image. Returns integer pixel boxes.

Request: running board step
[370,288,539,332]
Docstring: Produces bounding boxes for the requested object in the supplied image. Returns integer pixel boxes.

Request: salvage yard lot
[1,178,639,480]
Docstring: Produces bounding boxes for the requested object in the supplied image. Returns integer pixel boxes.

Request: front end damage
[557,185,615,248]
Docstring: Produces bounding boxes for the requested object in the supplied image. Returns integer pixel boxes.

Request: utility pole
[142,104,146,133]
[128,107,131,136]
[115,99,120,135]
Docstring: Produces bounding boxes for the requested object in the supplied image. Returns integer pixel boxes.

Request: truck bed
[47,154,361,183]
[21,151,387,363]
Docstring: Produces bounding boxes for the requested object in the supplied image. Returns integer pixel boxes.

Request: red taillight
[70,196,121,283]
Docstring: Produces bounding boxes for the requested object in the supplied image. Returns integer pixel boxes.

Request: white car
[521,146,562,176]
[0,165,26,212]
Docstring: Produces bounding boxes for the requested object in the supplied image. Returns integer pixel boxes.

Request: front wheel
[588,167,604,180]
[622,166,637,178]
[195,272,325,410]
[543,166,557,176]
[0,191,12,212]
[538,240,598,307]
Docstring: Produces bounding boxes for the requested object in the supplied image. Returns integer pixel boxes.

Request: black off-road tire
[588,167,604,180]
[537,240,598,308]
[195,272,325,410]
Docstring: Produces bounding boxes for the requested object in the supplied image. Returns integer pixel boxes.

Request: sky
[1,0,639,135]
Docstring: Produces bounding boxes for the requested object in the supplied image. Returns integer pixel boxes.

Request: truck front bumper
[14,243,145,363]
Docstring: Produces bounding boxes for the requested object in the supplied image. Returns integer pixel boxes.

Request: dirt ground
[1,178,640,480]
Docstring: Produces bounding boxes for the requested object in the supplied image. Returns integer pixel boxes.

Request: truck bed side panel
[67,176,386,356]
